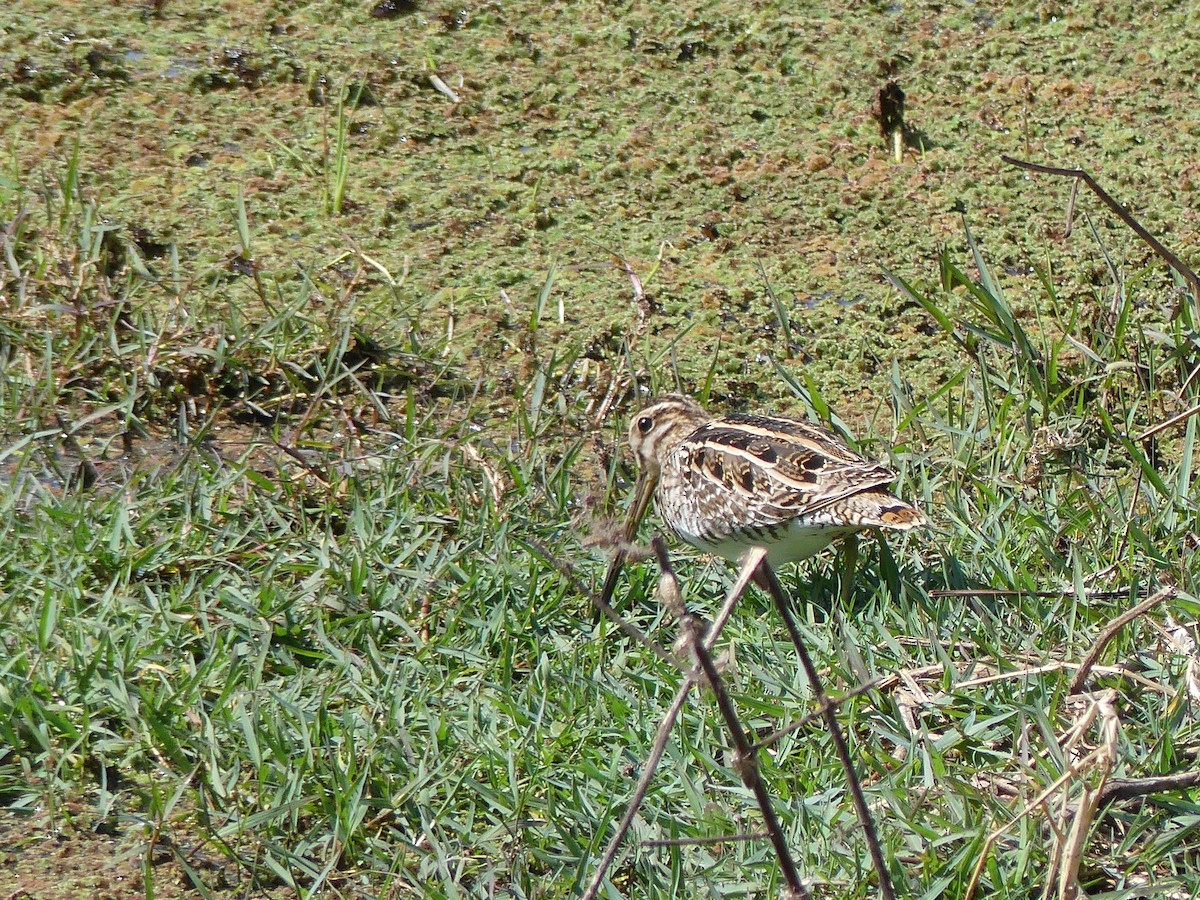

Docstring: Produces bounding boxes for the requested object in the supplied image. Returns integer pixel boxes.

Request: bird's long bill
[623,467,658,543]
[597,468,659,609]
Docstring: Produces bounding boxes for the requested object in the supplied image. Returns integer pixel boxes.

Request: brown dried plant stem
[579,678,692,900]
[661,542,810,899]
[1098,770,1200,805]
[642,831,770,848]
[689,628,810,898]
[752,678,884,754]
[757,562,897,900]
[579,547,767,900]
[532,538,675,666]
[1001,155,1200,316]
[1048,693,1119,900]
[1068,587,1175,695]
[963,691,1121,900]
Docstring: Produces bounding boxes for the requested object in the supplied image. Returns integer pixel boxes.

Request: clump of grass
[323,85,356,217]
[875,215,1200,895]
[2,149,1199,899]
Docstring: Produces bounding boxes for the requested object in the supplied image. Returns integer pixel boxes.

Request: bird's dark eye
[637,416,654,434]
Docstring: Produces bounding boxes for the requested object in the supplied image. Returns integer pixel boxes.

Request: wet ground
[4,1,1198,418]
[4,1,1200,895]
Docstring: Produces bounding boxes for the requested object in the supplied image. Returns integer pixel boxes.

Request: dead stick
[1054,694,1118,899]
[580,678,692,900]
[1002,155,1200,313]
[751,678,884,754]
[930,588,1139,601]
[1068,586,1175,694]
[656,542,809,896]
[642,830,770,848]
[527,539,674,667]
[690,619,810,898]
[580,547,764,899]
[1136,400,1200,442]
[1098,770,1200,806]
[759,562,897,900]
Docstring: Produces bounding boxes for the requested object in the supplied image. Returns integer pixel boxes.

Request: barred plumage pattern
[627,394,926,567]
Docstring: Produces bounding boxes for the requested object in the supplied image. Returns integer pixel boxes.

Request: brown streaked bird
[625,394,926,567]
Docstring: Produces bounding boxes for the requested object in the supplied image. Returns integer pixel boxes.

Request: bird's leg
[837,532,860,608]
[832,533,871,684]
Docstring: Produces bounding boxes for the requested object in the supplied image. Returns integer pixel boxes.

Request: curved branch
[1002,155,1200,314]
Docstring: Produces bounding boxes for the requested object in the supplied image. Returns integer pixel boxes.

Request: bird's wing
[677,413,897,524]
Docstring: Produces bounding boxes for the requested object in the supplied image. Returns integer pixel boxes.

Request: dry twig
[528,538,674,668]
[1068,587,1175,694]
[1097,770,1200,806]
[1002,155,1200,317]
[758,563,897,900]
[964,690,1121,900]
[581,463,897,896]
[1047,692,1119,900]
[579,547,766,900]
[678,548,810,898]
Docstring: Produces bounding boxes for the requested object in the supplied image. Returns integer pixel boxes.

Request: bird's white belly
[672,519,853,568]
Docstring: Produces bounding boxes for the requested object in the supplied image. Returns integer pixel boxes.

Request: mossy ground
[5,1,1199,415]
[2,1,1199,897]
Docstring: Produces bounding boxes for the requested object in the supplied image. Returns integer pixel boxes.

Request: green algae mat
[3,1,1200,897]
[5,0,1198,411]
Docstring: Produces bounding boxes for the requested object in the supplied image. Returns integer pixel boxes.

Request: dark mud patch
[0,807,294,900]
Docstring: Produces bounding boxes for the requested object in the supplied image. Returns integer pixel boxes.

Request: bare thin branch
[1068,587,1175,694]
[758,562,897,900]
[751,678,885,753]
[1002,155,1200,315]
[688,587,810,897]
[1136,400,1200,443]
[580,679,692,900]
[527,538,675,667]
[1098,769,1200,806]
[929,587,1141,601]
[642,830,770,848]
[964,691,1120,900]
[579,547,762,899]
